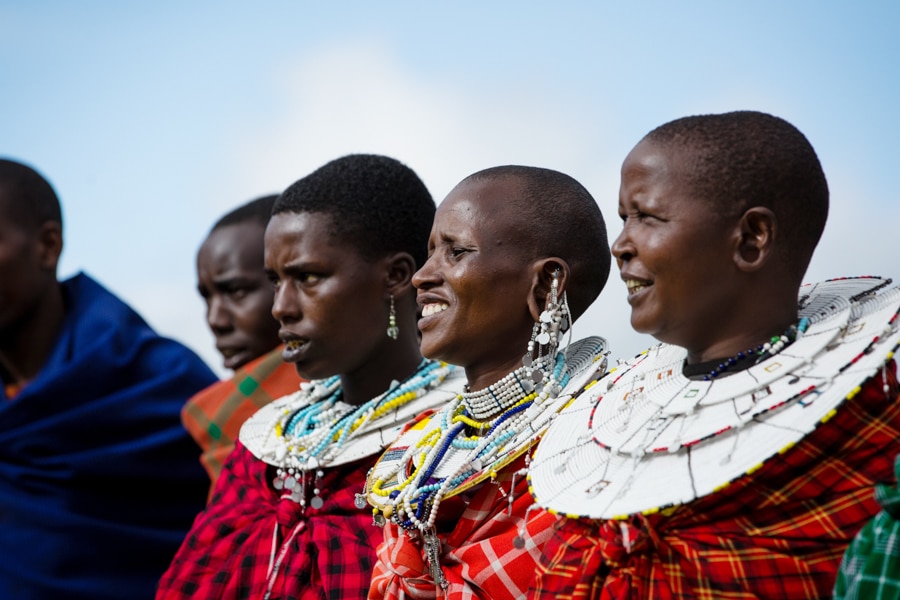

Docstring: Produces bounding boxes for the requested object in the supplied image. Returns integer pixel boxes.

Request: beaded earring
[523,269,570,385]
[387,295,399,340]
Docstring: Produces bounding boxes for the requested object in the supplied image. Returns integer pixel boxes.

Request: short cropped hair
[0,158,63,231]
[212,194,278,232]
[644,110,828,279]
[274,154,435,269]
[463,165,610,321]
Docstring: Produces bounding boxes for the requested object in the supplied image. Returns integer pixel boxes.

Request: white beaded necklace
[249,359,456,508]
[366,337,607,531]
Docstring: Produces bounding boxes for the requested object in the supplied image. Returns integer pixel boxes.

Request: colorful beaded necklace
[699,317,810,380]
[367,338,606,531]
[266,358,455,508]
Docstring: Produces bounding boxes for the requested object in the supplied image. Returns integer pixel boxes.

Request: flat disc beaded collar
[529,276,900,520]
[365,336,608,533]
[240,359,461,507]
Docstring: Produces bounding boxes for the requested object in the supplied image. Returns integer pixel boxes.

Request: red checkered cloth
[530,364,900,600]
[181,346,303,498]
[370,453,558,599]
[156,440,379,600]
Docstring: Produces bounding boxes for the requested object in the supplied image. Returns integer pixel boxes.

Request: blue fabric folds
[0,272,217,600]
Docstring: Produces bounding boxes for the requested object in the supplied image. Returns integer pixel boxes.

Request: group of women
[156,110,900,600]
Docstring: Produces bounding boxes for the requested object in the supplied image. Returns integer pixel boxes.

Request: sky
[2,2,899,378]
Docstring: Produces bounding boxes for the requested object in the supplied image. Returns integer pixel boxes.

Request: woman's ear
[37,221,63,272]
[383,251,417,298]
[734,207,776,272]
[526,258,570,322]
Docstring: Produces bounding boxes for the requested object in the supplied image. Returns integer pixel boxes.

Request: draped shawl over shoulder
[0,272,218,600]
[182,346,303,497]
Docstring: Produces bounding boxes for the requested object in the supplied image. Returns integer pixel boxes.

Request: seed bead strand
[274,360,453,493]
[316,361,451,457]
[384,350,572,534]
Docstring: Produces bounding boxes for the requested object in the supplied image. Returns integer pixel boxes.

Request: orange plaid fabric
[181,346,302,497]
[371,453,559,599]
[531,364,900,599]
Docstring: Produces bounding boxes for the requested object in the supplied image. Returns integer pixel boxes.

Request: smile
[625,279,651,294]
[421,303,449,317]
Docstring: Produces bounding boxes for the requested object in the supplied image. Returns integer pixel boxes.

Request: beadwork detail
[263,359,455,506]
[702,317,810,380]
[366,336,608,537]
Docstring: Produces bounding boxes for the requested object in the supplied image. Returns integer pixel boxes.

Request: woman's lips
[281,339,308,362]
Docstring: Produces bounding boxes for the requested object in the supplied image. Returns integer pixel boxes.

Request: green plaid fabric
[835,454,900,600]
[181,346,302,497]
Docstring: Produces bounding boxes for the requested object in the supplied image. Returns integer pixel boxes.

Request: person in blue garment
[0,157,218,600]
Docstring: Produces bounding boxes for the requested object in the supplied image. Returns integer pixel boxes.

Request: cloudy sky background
[2,2,898,377]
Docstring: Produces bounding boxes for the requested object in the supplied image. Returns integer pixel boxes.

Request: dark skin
[611,138,800,365]
[0,190,65,388]
[413,177,568,413]
[265,211,423,407]
[196,221,281,371]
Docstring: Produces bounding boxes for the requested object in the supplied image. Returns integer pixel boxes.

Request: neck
[0,282,65,385]
[340,343,425,406]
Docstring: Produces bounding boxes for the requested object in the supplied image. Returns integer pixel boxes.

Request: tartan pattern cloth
[834,454,900,599]
[181,346,302,495]
[530,364,900,600]
[370,453,559,600]
[156,441,379,600]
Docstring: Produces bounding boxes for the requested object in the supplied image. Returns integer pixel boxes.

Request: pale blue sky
[2,2,898,376]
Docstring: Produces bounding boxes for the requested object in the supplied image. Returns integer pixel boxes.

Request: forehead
[621,141,707,204]
[199,222,266,266]
[264,211,365,262]
[436,177,525,236]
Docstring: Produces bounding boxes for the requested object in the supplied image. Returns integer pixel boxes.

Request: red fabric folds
[531,366,900,599]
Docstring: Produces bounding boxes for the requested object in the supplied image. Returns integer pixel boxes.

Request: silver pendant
[310,496,324,509]
[423,531,448,589]
[355,493,368,509]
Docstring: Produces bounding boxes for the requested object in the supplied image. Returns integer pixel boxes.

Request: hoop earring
[387,295,399,340]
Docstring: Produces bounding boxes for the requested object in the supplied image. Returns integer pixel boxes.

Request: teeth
[285,340,303,350]
[625,279,649,293]
[421,303,449,317]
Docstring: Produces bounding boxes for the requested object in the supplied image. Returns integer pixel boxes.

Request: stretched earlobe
[734,207,776,272]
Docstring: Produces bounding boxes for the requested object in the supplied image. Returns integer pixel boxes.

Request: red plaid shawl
[530,365,900,599]
[157,441,378,600]
[370,453,558,599]
[181,347,302,497]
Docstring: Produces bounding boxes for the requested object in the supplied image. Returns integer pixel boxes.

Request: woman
[365,165,612,599]
[528,111,900,599]
[157,154,465,600]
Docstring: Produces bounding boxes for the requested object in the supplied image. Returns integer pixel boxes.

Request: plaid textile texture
[182,346,302,496]
[834,453,900,600]
[371,453,558,600]
[530,364,900,600]
[156,441,379,600]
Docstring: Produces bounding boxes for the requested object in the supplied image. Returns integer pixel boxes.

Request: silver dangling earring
[387,295,399,340]
[522,269,570,386]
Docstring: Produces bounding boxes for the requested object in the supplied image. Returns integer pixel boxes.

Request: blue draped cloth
[0,272,218,600]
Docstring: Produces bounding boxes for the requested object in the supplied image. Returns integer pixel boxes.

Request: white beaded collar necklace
[530,276,900,520]
[240,359,464,507]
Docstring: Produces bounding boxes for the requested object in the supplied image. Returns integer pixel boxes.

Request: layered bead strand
[270,359,455,505]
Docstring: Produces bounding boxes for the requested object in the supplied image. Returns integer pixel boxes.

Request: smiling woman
[365,165,612,599]
[156,154,465,600]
